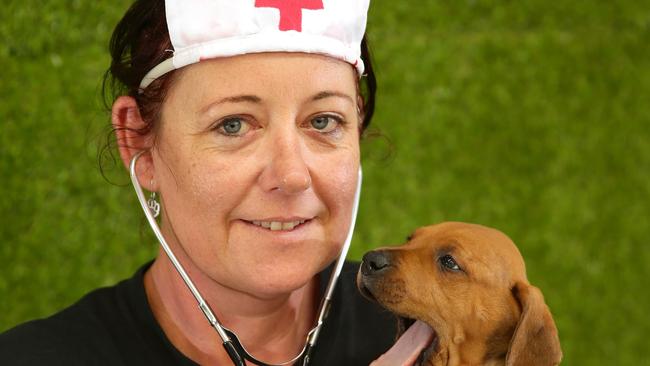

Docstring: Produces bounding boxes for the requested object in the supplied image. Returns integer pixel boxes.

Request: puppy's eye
[439,254,462,271]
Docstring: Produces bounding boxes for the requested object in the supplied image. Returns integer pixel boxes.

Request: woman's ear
[112,96,156,191]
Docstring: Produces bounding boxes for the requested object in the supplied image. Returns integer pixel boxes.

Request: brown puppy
[357,222,562,366]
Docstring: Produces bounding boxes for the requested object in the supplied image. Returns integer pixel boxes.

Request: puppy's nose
[361,250,393,276]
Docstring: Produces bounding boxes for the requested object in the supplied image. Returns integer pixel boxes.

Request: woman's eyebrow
[311,90,354,104]
[200,94,262,113]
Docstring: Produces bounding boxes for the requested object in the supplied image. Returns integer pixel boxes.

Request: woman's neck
[144,250,319,365]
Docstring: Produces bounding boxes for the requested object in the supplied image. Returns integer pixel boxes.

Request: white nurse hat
[140,0,370,90]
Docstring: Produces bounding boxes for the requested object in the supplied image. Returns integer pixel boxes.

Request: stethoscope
[129,150,361,366]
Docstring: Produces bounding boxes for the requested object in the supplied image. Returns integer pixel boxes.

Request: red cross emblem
[255,0,325,32]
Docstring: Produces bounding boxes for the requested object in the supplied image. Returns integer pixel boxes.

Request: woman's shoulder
[0,262,188,366]
[0,283,129,365]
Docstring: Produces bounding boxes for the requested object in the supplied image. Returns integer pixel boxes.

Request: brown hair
[102,0,377,138]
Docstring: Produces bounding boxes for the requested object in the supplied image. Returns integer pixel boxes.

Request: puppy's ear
[506,282,562,366]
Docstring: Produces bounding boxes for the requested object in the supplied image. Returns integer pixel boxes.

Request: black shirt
[0,261,396,365]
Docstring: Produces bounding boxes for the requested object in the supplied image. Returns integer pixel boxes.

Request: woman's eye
[439,254,462,271]
[310,115,340,133]
[215,117,251,136]
[223,119,241,134]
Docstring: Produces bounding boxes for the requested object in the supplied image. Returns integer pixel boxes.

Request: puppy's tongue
[374,321,435,366]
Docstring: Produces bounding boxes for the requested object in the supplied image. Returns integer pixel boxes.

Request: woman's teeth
[251,220,307,231]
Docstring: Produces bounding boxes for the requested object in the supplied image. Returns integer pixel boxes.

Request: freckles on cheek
[320,158,359,222]
[186,162,221,202]
[184,158,242,210]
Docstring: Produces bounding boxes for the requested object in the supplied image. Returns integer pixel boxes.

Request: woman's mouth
[245,218,311,231]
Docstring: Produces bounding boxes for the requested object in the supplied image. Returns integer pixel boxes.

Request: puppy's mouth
[357,275,438,363]
[358,282,376,302]
[397,316,439,366]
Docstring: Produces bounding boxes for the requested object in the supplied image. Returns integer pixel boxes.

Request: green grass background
[1,1,649,364]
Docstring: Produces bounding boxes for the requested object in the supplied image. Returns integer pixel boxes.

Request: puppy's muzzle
[361,250,394,276]
[358,250,397,302]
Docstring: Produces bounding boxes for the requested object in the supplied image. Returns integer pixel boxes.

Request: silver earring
[148,191,161,218]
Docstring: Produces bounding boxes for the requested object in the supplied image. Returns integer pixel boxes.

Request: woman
[0,0,433,364]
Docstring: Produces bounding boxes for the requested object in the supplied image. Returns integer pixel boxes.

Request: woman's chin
[233,253,336,300]
[221,229,341,295]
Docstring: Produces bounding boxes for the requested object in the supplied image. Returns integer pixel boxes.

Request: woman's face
[153,53,360,299]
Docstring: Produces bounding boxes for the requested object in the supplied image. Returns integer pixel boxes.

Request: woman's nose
[258,131,311,194]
